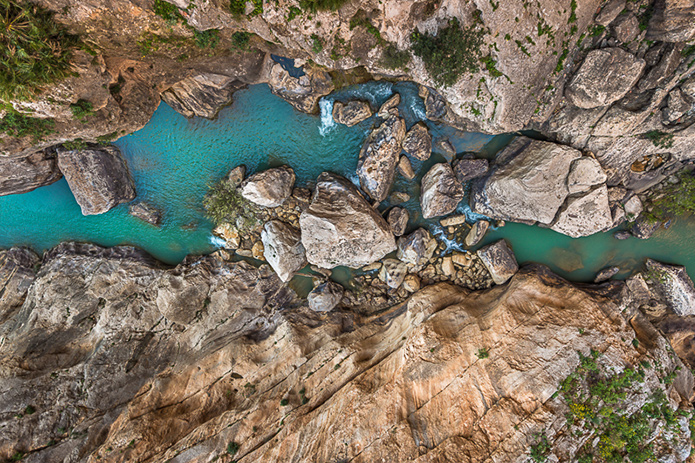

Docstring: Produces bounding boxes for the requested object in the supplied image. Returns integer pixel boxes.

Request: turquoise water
[1,81,694,284]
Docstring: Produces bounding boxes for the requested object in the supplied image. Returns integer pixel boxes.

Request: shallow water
[1,81,694,284]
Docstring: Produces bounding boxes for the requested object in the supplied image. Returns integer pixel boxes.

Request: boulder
[595,0,626,26]
[0,150,62,196]
[240,166,295,208]
[387,207,409,236]
[377,93,400,118]
[129,202,162,226]
[624,195,643,219]
[614,230,632,240]
[390,191,410,204]
[226,165,246,187]
[595,266,620,283]
[550,186,614,238]
[418,85,447,120]
[332,100,372,126]
[397,228,437,267]
[611,13,640,43]
[402,274,421,292]
[646,0,695,42]
[440,214,468,227]
[638,44,684,92]
[161,73,242,119]
[476,240,519,285]
[57,145,136,215]
[453,157,489,183]
[307,281,344,312]
[421,163,464,219]
[645,259,695,316]
[402,122,431,161]
[213,223,240,249]
[397,156,415,180]
[465,220,489,247]
[632,216,661,239]
[357,115,407,201]
[567,157,607,194]
[662,88,691,124]
[434,138,456,161]
[565,48,646,109]
[471,137,581,225]
[299,173,396,268]
[267,63,335,113]
[261,220,307,282]
[379,258,408,289]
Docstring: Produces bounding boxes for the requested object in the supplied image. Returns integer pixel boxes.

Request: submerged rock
[161,73,243,119]
[0,150,62,196]
[631,216,661,239]
[261,220,307,282]
[453,156,489,183]
[387,207,409,236]
[645,259,695,316]
[307,281,344,312]
[299,173,396,268]
[240,166,295,208]
[332,100,372,126]
[434,138,456,161]
[420,163,464,219]
[129,202,162,226]
[402,122,431,161]
[565,48,646,109]
[465,220,489,247]
[471,137,580,225]
[357,115,406,201]
[476,239,519,285]
[595,266,620,283]
[397,228,437,267]
[57,145,136,215]
[550,186,614,238]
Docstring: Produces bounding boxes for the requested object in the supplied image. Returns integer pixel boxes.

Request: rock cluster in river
[357,114,406,202]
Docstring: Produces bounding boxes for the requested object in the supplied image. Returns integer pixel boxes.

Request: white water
[209,235,227,248]
[318,98,336,136]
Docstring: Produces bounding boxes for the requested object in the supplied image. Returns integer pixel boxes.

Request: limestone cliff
[0,244,693,462]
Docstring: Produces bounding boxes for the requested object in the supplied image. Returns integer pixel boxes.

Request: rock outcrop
[299,173,396,268]
[645,258,695,316]
[56,145,136,215]
[401,122,431,161]
[161,73,244,119]
[0,150,62,196]
[476,240,519,285]
[267,63,334,114]
[128,201,162,226]
[261,220,307,282]
[0,247,39,324]
[550,185,614,238]
[331,100,372,126]
[357,115,406,202]
[453,156,489,183]
[240,166,295,208]
[396,228,437,267]
[420,163,465,219]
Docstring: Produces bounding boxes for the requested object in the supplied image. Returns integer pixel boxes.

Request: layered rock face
[161,73,244,119]
[0,151,62,196]
[0,247,692,463]
[56,146,136,215]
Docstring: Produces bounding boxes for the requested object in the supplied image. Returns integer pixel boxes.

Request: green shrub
[410,17,485,87]
[231,31,252,50]
[70,99,95,121]
[298,0,348,13]
[380,44,410,69]
[529,433,550,462]
[203,179,259,230]
[476,348,489,359]
[62,139,87,150]
[226,441,239,455]
[194,29,220,49]
[480,55,502,77]
[646,171,695,222]
[280,398,289,406]
[286,6,302,21]
[153,0,183,22]
[0,109,54,140]
[310,33,323,53]
[644,130,674,149]
[0,0,81,101]
[229,0,262,17]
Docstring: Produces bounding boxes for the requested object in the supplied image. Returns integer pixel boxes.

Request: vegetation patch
[646,170,695,222]
[0,0,81,101]
[70,99,95,121]
[230,0,262,17]
[226,441,239,456]
[298,0,349,13]
[644,130,674,149]
[380,44,410,69]
[411,16,485,87]
[231,31,252,50]
[194,29,220,49]
[286,6,302,21]
[203,179,259,231]
[480,56,502,77]
[153,0,184,23]
[0,109,54,140]
[310,33,323,53]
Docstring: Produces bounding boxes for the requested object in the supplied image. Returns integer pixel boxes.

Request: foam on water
[209,235,227,248]
[318,98,336,136]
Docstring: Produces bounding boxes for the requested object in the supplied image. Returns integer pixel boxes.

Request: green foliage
[0,109,54,140]
[349,13,382,43]
[411,17,485,87]
[0,0,81,101]
[380,44,410,69]
[529,433,550,462]
[480,56,502,77]
[280,398,289,406]
[646,171,695,222]
[194,29,219,49]
[310,33,323,53]
[644,130,674,149]
[203,179,259,230]
[229,0,262,17]
[567,0,577,23]
[298,0,348,13]
[231,31,252,50]
[226,441,239,456]
[555,48,569,72]
[638,3,653,31]
[62,139,87,150]
[589,24,605,37]
[9,452,25,461]
[683,44,695,58]
[476,348,489,359]
[70,99,95,121]
[96,131,119,144]
[286,6,302,21]
[153,0,183,22]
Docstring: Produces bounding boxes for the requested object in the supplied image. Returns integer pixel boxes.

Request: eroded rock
[387,207,409,236]
[299,173,396,268]
[0,150,62,196]
[402,122,431,161]
[477,239,519,285]
[332,100,372,126]
[550,186,614,238]
[567,157,607,194]
[308,281,344,312]
[453,156,489,183]
[465,220,489,247]
[267,63,334,113]
[357,115,406,201]
[397,228,437,267]
[240,166,295,207]
[129,202,162,226]
[161,73,243,119]
[645,259,695,316]
[421,163,464,219]
[261,220,307,282]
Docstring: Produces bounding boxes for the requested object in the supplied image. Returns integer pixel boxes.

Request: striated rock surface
[1,247,690,463]
[57,145,136,215]
[420,163,464,219]
[267,63,334,114]
[476,239,519,285]
[453,156,489,183]
[565,48,646,109]
[261,220,307,282]
[550,185,614,238]
[645,258,695,316]
[299,173,396,268]
[471,137,581,225]
[332,100,372,126]
[161,73,243,119]
[0,151,62,196]
[401,122,431,161]
[465,220,489,247]
[567,156,607,194]
[0,247,39,324]
[357,115,406,201]
[307,281,344,312]
[240,166,295,208]
[387,207,409,236]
